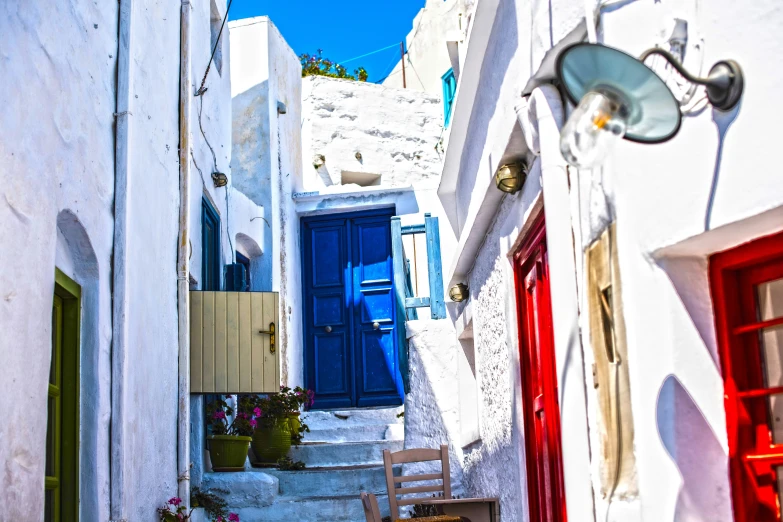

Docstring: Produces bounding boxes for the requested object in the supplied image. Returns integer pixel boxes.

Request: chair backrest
[360,492,383,522]
[382,445,452,519]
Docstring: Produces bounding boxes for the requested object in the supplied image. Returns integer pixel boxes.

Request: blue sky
[228,0,425,83]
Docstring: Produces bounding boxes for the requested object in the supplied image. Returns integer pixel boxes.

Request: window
[46,269,80,522]
[711,230,783,522]
[442,69,457,128]
[209,0,224,76]
[236,251,251,292]
[202,198,221,291]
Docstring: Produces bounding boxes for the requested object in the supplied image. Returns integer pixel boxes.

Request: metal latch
[259,322,276,353]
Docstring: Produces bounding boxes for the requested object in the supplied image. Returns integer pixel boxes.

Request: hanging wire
[336,42,400,66]
[197,0,234,96]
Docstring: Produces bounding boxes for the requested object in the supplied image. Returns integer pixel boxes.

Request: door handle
[373,322,380,330]
[324,325,332,333]
[259,322,276,353]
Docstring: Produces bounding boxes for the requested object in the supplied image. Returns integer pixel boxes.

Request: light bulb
[560,90,629,168]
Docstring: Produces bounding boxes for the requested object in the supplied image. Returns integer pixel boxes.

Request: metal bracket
[259,322,276,353]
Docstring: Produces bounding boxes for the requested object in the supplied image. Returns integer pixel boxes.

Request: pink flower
[213,411,226,420]
[249,419,257,428]
[168,497,182,506]
[253,407,262,417]
[229,514,240,522]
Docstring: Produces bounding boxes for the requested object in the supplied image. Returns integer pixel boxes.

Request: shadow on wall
[56,210,102,522]
[656,374,731,522]
[704,104,741,232]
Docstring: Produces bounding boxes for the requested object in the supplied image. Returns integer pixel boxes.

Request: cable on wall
[197,0,233,96]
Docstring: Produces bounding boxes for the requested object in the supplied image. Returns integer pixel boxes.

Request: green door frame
[47,268,80,521]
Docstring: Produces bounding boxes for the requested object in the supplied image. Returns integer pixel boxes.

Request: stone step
[264,464,399,498]
[289,439,404,467]
[233,495,392,522]
[303,406,404,429]
[305,423,404,443]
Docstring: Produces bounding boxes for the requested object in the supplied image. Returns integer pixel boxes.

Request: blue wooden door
[302,209,403,409]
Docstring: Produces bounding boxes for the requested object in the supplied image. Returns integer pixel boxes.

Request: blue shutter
[442,69,456,128]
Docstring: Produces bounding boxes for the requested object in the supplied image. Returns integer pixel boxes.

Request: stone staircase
[202,406,404,522]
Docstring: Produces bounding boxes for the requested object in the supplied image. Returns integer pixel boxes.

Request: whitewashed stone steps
[305,423,404,443]
[289,439,404,467]
[233,495,392,522]
[265,464,400,498]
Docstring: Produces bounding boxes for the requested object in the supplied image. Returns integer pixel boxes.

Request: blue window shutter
[442,69,456,128]
[201,198,221,291]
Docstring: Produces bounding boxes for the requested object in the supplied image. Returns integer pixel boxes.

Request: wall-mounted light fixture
[355,151,363,161]
[555,43,744,168]
[449,283,469,302]
[211,171,228,188]
[494,162,527,194]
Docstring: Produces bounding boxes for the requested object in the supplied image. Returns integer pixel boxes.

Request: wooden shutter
[585,223,637,497]
[190,291,280,393]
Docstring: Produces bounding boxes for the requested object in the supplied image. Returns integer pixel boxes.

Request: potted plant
[206,395,259,471]
[247,392,292,464]
[283,386,314,445]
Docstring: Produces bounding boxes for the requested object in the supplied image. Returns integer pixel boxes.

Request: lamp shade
[556,43,682,144]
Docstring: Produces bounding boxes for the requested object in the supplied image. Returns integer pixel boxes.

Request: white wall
[301,76,444,192]
[435,0,783,522]
[383,0,467,97]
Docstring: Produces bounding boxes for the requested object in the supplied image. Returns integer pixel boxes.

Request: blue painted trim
[201,197,221,291]
[390,217,410,393]
[425,213,446,319]
[405,297,431,308]
[401,224,426,235]
[442,68,456,128]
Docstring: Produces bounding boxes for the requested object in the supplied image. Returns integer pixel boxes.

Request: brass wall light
[211,171,228,188]
[555,43,744,168]
[449,283,469,302]
[494,162,527,194]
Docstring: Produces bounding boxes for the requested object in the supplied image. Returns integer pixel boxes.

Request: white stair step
[303,406,404,429]
[289,439,404,467]
[305,423,403,443]
[264,464,399,498]
[234,495,392,522]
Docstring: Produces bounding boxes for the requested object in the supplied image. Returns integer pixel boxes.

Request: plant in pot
[282,386,314,445]
[206,395,259,471]
[247,392,292,464]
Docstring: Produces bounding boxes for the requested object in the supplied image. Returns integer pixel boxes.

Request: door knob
[373,322,380,330]
[324,325,332,333]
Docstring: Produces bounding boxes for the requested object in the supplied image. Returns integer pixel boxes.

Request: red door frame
[514,214,568,522]
[710,230,783,522]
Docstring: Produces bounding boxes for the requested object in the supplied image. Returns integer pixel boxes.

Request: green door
[46,269,80,521]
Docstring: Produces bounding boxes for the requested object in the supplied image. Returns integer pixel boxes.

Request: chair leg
[361,492,383,522]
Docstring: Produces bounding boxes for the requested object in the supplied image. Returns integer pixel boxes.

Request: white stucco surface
[383,0,468,97]
[301,76,443,192]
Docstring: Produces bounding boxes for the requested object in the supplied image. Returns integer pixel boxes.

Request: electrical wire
[197,0,233,96]
[336,42,400,66]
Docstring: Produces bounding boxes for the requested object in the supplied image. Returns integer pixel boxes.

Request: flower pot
[208,435,251,471]
[252,420,291,464]
[287,412,301,433]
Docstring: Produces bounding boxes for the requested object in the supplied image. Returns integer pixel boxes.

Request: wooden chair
[382,445,461,522]
[361,492,383,522]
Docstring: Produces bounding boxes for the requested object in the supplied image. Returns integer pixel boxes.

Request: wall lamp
[449,283,469,302]
[555,43,744,168]
[211,171,228,188]
[494,162,527,194]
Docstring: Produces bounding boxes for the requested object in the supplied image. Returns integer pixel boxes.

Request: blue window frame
[201,198,221,291]
[442,69,457,127]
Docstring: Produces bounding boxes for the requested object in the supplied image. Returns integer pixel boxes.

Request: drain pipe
[177,0,192,507]
[110,0,132,520]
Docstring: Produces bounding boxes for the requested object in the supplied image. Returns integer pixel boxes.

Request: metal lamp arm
[639,47,744,111]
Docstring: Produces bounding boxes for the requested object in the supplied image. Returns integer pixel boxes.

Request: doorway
[514,215,568,522]
[301,208,403,409]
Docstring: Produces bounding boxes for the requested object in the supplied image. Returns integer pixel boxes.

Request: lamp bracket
[639,48,743,111]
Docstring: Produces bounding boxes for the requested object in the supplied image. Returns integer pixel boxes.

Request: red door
[711,231,783,522]
[514,216,568,522]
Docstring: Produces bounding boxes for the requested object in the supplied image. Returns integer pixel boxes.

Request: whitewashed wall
[0,0,242,519]
[383,0,468,97]
[434,0,783,522]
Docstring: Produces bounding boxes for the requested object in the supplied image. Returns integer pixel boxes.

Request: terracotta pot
[252,420,291,464]
[208,435,251,471]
